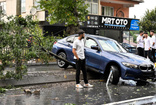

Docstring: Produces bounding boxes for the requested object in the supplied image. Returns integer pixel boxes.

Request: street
[1,65,156,105]
[0,0,156,105]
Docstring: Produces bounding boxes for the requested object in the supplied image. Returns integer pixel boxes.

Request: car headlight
[122,62,138,69]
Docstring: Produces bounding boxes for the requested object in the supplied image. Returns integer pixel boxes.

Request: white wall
[1,0,45,21]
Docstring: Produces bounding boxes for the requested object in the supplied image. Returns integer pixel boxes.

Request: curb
[27,62,57,66]
[0,62,58,67]
[0,74,76,87]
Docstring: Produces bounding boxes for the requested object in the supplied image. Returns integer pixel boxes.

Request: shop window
[101,6,114,16]
[21,0,26,13]
[0,2,6,14]
[85,0,98,15]
[34,0,41,10]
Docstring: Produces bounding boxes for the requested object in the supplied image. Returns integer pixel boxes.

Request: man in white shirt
[150,30,156,63]
[143,32,153,62]
[137,31,144,57]
[72,30,93,89]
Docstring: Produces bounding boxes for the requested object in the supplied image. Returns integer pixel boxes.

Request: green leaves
[0,87,6,93]
[139,7,156,32]
[0,15,60,80]
[38,0,88,32]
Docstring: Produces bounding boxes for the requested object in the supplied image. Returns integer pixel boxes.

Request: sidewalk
[0,65,100,87]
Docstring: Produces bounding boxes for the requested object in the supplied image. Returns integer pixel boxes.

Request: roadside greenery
[0,87,6,93]
[0,15,60,80]
[139,7,156,32]
[38,0,89,35]
[130,31,138,43]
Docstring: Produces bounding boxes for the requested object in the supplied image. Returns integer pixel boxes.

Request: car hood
[108,51,153,65]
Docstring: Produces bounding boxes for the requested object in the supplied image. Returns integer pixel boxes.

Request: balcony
[100,0,144,7]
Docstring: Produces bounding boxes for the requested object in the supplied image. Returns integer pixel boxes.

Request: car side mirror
[91,45,100,51]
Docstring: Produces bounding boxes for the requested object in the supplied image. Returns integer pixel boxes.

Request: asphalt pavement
[0,65,156,105]
[0,80,156,105]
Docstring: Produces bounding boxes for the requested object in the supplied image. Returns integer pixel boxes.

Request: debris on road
[24,89,40,95]
[24,89,32,94]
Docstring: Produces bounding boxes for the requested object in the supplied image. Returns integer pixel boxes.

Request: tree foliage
[38,0,89,34]
[139,8,156,32]
[130,31,137,43]
[0,15,59,80]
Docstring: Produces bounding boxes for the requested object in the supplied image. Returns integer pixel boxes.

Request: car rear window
[66,36,74,43]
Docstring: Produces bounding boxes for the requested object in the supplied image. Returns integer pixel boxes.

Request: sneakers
[84,83,93,88]
[76,83,93,88]
[75,84,83,89]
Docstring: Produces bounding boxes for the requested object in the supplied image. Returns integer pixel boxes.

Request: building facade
[0,0,143,42]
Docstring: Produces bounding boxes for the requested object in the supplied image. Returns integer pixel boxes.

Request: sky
[129,0,156,19]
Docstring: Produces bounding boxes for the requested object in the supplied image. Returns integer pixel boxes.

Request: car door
[85,37,102,71]
[65,36,75,62]
[65,35,78,63]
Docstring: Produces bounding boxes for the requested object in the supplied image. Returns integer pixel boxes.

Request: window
[66,36,75,43]
[0,2,6,14]
[85,38,98,48]
[74,36,78,42]
[85,0,98,15]
[116,11,124,17]
[21,0,26,13]
[98,39,126,52]
[102,6,114,16]
[34,0,41,10]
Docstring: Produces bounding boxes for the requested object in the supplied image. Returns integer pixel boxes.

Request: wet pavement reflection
[0,80,156,105]
[2,65,156,105]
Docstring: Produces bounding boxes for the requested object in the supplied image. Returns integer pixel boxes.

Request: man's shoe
[84,83,93,88]
[75,84,83,89]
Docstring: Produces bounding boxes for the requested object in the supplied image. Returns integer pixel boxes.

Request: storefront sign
[129,19,140,31]
[85,15,139,31]
[101,17,128,26]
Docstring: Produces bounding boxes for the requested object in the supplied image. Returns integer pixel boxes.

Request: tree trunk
[66,0,80,35]
[66,25,79,35]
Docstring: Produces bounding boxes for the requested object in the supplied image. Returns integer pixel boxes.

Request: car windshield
[98,39,127,53]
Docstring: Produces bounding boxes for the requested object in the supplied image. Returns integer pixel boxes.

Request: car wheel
[57,52,69,68]
[109,65,120,85]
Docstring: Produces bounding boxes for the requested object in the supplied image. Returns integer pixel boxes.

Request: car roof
[71,34,115,41]
[86,34,113,40]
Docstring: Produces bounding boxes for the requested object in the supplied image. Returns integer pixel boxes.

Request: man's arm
[149,39,152,50]
[153,37,155,46]
[72,41,79,60]
[137,36,140,44]
[72,48,79,60]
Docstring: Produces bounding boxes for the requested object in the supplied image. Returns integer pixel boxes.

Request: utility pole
[16,0,21,16]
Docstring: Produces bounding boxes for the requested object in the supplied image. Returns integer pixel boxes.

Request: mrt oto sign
[98,16,139,31]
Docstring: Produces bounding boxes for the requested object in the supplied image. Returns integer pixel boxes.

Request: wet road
[0,80,156,105]
[1,65,156,105]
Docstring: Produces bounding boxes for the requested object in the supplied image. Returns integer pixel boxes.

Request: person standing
[72,30,93,89]
[150,30,156,63]
[143,32,153,62]
[137,31,144,57]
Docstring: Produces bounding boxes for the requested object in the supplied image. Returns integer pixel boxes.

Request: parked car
[121,43,137,54]
[52,34,155,85]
